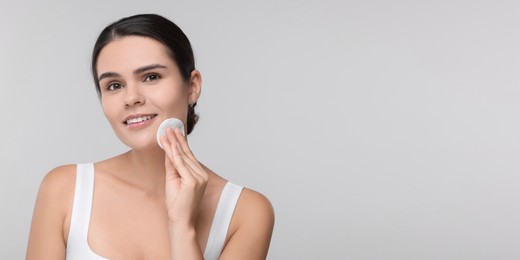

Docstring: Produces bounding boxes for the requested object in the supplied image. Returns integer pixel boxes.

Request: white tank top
[66,163,243,260]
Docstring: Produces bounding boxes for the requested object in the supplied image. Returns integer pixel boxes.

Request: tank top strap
[204,182,244,260]
[66,163,107,259]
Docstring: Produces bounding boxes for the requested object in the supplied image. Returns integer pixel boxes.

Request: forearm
[169,224,204,260]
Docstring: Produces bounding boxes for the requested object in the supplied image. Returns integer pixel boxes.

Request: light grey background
[1,0,519,259]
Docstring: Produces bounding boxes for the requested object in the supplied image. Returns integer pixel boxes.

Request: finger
[170,128,207,181]
[172,142,200,183]
[161,135,181,178]
[167,127,193,162]
[161,133,173,155]
[164,151,180,179]
[166,128,197,180]
[173,127,198,163]
[166,127,207,182]
[178,153,207,182]
[159,132,169,149]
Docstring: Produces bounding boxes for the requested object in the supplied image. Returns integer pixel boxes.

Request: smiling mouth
[124,114,158,125]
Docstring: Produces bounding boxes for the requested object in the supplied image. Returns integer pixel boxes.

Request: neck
[127,147,165,173]
[120,146,167,193]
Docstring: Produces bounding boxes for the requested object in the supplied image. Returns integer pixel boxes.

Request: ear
[188,70,202,105]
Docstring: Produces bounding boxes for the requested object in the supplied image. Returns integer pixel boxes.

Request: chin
[119,136,160,151]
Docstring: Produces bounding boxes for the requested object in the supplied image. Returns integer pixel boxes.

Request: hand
[160,127,209,227]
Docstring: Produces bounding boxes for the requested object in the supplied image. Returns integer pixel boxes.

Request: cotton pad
[157,118,185,149]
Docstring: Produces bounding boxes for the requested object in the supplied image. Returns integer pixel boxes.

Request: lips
[123,114,158,125]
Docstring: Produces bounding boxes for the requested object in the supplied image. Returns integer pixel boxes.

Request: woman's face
[96,36,200,150]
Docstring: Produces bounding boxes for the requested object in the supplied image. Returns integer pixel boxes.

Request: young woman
[26,14,274,260]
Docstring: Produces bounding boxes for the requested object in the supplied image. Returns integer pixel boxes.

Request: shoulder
[26,164,77,259]
[42,164,77,183]
[236,188,275,226]
[34,164,78,230]
[220,187,274,259]
[36,164,77,219]
[39,164,77,198]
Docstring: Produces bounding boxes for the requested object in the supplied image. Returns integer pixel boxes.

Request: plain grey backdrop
[1,0,519,259]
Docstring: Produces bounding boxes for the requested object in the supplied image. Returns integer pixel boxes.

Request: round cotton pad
[157,118,185,149]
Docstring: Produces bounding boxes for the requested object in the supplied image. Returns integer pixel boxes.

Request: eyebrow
[97,64,168,81]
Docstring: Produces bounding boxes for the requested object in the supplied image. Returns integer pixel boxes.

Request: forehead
[96,36,173,75]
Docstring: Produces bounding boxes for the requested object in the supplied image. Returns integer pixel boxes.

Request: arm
[168,223,204,259]
[220,189,275,260]
[26,165,75,260]
[161,127,274,259]
[161,127,207,260]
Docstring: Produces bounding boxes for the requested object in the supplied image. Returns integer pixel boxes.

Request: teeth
[126,115,154,124]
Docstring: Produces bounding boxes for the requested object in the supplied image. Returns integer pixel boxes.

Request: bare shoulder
[39,164,77,200]
[36,164,77,226]
[26,164,77,259]
[42,164,76,184]
[220,187,275,259]
[236,188,275,225]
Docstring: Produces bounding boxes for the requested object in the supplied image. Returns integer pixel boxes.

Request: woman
[26,14,274,259]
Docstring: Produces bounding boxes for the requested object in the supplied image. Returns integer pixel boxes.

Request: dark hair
[92,14,199,135]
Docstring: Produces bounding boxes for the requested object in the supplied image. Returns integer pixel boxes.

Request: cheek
[153,95,188,122]
[151,85,188,108]
[100,97,119,123]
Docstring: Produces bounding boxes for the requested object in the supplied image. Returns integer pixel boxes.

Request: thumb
[165,152,180,179]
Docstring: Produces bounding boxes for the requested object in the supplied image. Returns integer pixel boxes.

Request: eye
[144,74,161,82]
[107,82,123,91]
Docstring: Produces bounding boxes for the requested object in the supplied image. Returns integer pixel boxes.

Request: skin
[26,36,275,259]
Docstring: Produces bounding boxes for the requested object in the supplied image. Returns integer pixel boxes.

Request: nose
[124,84,145,108]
